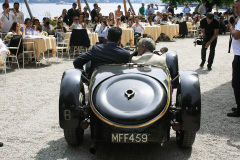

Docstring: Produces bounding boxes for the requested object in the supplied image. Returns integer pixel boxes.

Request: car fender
[59,69,83,129]
[166,51,179,89]
[178,71,201,132]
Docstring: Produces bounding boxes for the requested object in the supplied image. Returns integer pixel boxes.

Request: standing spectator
[162,4,168,14]
[59,9,69,26]
[68,3,79,26]
[91,3,99,23]
[168,4,174,16]
[219,15,226,34]
[12,2,24,24]
[182,3,191,16]
[0,3,16,37]
[115,5,123,19]
[198,1,207,15]
[227,0,240,117]
[149,3,158,16]
[132,17,145,44]
[199,12,219,71]
[82,6,89,19]
[139,3,145,16]
[145,4,150,19]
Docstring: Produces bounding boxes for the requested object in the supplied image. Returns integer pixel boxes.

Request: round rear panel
[92,74,168,125]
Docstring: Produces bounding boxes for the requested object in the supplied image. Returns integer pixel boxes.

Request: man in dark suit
[73,27,130,76]
[91,3,99,23]
[67,3,79,26]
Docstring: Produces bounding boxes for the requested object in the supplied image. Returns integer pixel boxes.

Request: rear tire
[64,128,84,146]
[176,130,196,147]
[64,87,85,146]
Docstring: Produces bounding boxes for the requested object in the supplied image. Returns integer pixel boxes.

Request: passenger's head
[137,38,155,56]
[206,12,214,24]
[107,27,122,44]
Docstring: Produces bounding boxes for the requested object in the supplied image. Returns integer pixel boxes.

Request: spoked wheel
[64,87,85,146]
[175,86,196,148]
[176,130,196,148]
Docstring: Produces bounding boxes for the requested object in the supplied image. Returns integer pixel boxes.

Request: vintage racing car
[59,51,201,153]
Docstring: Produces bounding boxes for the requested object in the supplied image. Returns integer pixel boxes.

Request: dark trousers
[232,55,240,110]
[201,37,218,68]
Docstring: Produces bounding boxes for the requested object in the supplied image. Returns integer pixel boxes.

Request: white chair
[0,55,7,82]
[23,41,38,68]
[55,30,70,59]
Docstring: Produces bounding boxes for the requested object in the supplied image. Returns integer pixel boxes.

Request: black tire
[64,128,84,146]
[175,86,196,148]
[64,87,85,146]
[176,130,196,148]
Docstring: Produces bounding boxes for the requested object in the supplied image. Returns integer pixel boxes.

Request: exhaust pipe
[90,142,98,154]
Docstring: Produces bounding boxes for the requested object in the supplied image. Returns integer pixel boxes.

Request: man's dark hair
[24,18,31,24]
[108,27,122,43]
[14,2,19,6]
[94,3,98,7]
[206,12,214,20]
[2,3,9,8]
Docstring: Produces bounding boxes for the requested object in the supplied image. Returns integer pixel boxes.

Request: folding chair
[23,41,38,68]
[6,35,23,69]
[0,54,7,82]
[55,29,70,59]
[70,29,90,59]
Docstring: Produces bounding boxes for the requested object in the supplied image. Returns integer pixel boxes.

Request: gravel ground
[0,34,240,160]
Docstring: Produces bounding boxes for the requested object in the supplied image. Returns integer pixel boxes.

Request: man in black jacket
[67,3,79,26]
[91,3,99,23]
[73,27,130,76]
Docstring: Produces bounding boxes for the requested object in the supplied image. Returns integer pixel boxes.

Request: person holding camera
[95,18,109,44]
[42,17,54,35]
[0,3,17,37]
[227,0,240,117]
[182,3,191,17]
[132,17,145,44]
[199,12,219,71]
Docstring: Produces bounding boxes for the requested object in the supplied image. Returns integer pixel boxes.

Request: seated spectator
[132,17,145,44]
[71,16,82,29]
[21,18,34,35]
[42,17,54,35]
[183,13,193,22]
[154,12,162,24]
[73,27,130,77]
[131,38,166,67]
[54,19,67,33]
[116,17,121,27]
[147,16,154,26]
[95,18,109,44]
[128,17,134,28]
[36,25,44,36]
[4,22,25,42]
[141,16,146,23]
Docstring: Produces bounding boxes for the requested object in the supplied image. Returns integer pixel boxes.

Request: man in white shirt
[149,3,158,16]
[227,0,240,117]
[161,4,169,14]
[71,16,82,29]
[132,17,145,44]
[12,2,24,24]
[0,3,16,36]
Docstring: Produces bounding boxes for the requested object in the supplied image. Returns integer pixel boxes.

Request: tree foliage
[162,0,235,7]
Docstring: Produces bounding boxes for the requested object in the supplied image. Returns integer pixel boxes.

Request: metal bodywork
[59,55,201,150]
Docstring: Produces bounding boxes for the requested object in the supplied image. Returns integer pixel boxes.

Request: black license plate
[111,133,148,143]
